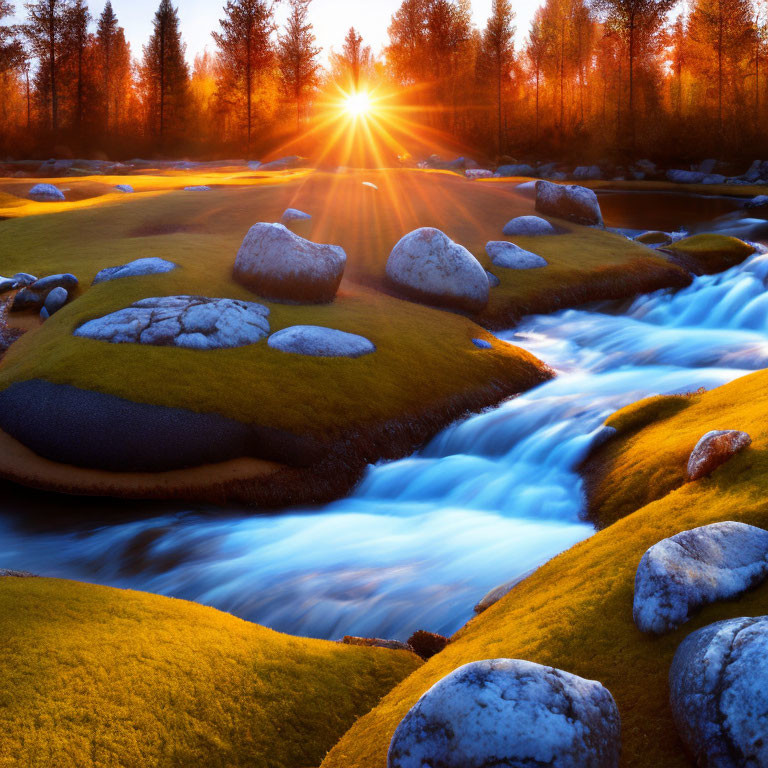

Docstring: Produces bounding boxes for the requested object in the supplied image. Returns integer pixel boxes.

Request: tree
[213,0,274,156]
[141,0,189,141]
[1,1,23,71]
[527,9,548,143]
[480,0,515,154]
[62,0,89,129]
[330,26,371,89]
[96,0,117,130]
[277,0,320,129]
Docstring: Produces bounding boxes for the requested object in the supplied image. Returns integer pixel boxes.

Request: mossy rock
[321,373,768,768]
[605,393,694,436]
[0,577,421,768]
[662,233,754,275]
[635,230,672,245]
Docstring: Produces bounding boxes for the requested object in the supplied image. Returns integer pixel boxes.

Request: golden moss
[663,233,755,274]
[0,577,420,768]
[605,393,694,435]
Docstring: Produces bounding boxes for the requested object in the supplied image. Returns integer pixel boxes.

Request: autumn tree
[1,0,23,70]
[526,9,549,142]
[95,0,117,129]
[213,0,275,156]
[330,26,371,89]
[141,0,189,142]
[61,0,89,129]
[277,0,320,129]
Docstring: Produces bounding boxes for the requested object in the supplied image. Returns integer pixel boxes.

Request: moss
[634,231,671,245]
[605,393,694,435]
[0,577,421,768]
[320,371,768,766]
[662,233,755,275]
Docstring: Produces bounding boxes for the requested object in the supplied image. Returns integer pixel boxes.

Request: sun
[344,91,372,118]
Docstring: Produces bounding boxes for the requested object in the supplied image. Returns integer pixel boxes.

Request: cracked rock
[388,658,620,768]
[74,295,270,349]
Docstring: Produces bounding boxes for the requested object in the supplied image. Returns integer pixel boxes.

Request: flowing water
[2,195,768,641]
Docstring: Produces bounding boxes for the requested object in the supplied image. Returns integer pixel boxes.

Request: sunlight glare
[344,91,372,118]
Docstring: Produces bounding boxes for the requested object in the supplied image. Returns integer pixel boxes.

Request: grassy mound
[0,577,421,768]
[661,233,755,274]
[321,374,768,768]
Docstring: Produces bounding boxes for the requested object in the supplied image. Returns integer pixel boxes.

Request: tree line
[0,0,764,163]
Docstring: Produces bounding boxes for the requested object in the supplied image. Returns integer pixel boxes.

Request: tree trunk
[629,18,635,151]
[159,15,166,139]
[49,0,57,132]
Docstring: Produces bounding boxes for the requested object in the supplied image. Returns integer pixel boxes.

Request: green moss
[0,577,421,768]
[663,233,755,274]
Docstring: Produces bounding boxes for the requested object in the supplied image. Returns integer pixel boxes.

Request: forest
[0,0,764,165]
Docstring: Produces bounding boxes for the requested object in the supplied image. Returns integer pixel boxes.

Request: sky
[12,0,540,65]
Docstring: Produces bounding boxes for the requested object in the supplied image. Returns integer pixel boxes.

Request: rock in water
[573,165,602,180]
[267,326,375,358]
[42,287,68,319]
[687,429,751,481]
[281,208,311,222]
[28,183,65,202]
[670,616,768,767]
[93,258,177,284]
[535,180,603,226]
[486,241,547,269]
[386,227,489,313]
[502,215,557,236]
[75,296,270,350]
[388,658,621,768]
[633,521,768,634]
[234,222,346,303]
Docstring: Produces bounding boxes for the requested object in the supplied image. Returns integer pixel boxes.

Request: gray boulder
[634,521,768,634]
[281,208,311,222]
[41,287,68,320]
[687,429,751,481]
[535,180,603,226]
[0,569,36,577]
[267,325,375,358]
[234,222,346,303]
[573,165,602,180]
[667,169,705,184]
[503,215,557,237]
[75,295,270,350]
[486,241,547,269]
[93,258,177,285]
[670,616,768,767]
[388,658,621,768]
[386,227,489,313]
[701,174,726,185]
[28,183,65,202]
[115,184,134,193]
[30,273,78,293]
[496,163,536,177]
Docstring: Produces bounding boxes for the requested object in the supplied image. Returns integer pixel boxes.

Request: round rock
[281,208,311,221]
[687,429,751,481]
[502,215,557,236]
[487,241,547,269]
[93,257,177,285]
[535,180,603,226]
[268,325,375,358]
[74,295,270,350]
[634,521,768,634]
[30,273,78,293]
[386,227,489,313]
[234,222,346,303]
[28,183,65,202]
[670,616,768,767]
[11,289,44,311]
[388,658,621,768]
[42,287,68,318]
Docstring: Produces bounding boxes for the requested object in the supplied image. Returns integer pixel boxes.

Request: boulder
[42,287,68,319]
[385,227,489,313]
[281,208,311,222]
[30,273,78,293]
[74,295,270,350]
[465,169,493,180]
[701,173,726,185]
[667,169,705,184]
[670,616,768,767]
[388,658,621,768]
[248,160,262,170]
[503,215,557,236]
[472,338,492,349]
[486,241,547,269]
[496,163,536,177]
[234,222,346,303]
[635,159,657,175]
[515,180,538,197]
[184,185,211,191]
[573,165,602,180]
[93,257,178,285]
[28,183,65,202]
[746,194,768,209]
[633,521,768,634]
[267,325,375,358]
[11,289,44,311]
[687,429,751,481]
[115,184,134,193]
[11,272,36,288]
[535,180,603,226]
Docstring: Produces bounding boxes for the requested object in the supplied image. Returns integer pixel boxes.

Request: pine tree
[142,0,189,141]
[96,0,118,130]
[62,0,89,129]
[331,26,371,89]
[213,0,274,156]
[277,0,320,129]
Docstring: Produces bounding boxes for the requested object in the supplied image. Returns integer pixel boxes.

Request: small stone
[388,659,621,768]
[687,429,751,481]
[184,185,211,191]
[11,273,37,288]
[474,569,535,613]
[634,521,768,634]
[115,184,134,193]
[28,183,65,202]
[268,325,375,358]
[93,258,177,284]
[486,241,547,269]
[281,208,311,221]
[472,338,492,349]
[502,215,557,236]
[42,287,68,318]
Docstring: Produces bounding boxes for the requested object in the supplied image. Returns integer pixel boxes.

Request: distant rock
[687,429,751,481]
[234,222,346,303]
[486,241,547,269]
[465,169,493,180]
[75,295,270,350]
[635,159,657,175]
[496,163,536,177]
[472,338,492,349]
[11,272,36,288]
[0,569,36,577]
[485,270,500,287]
[115,184,134,193]
[573,164,602,180]
[184,185,211,191]
[10,289,44,312]
[268,325,375,358]
[281,208,311,222]
[30,273,78,293]
[670,616,768,767]
[388,658,621,768]
[666,169,705,184]
[341,636,412,651]
[502,215,557,236]
[386,227,489,313]
[93,257,178,285]
[746,194,768,208]
[535,180,603,226]
[260,155,304,171]
[28,183,65,202]
[633,521,768,634]
[41,287,68,319]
